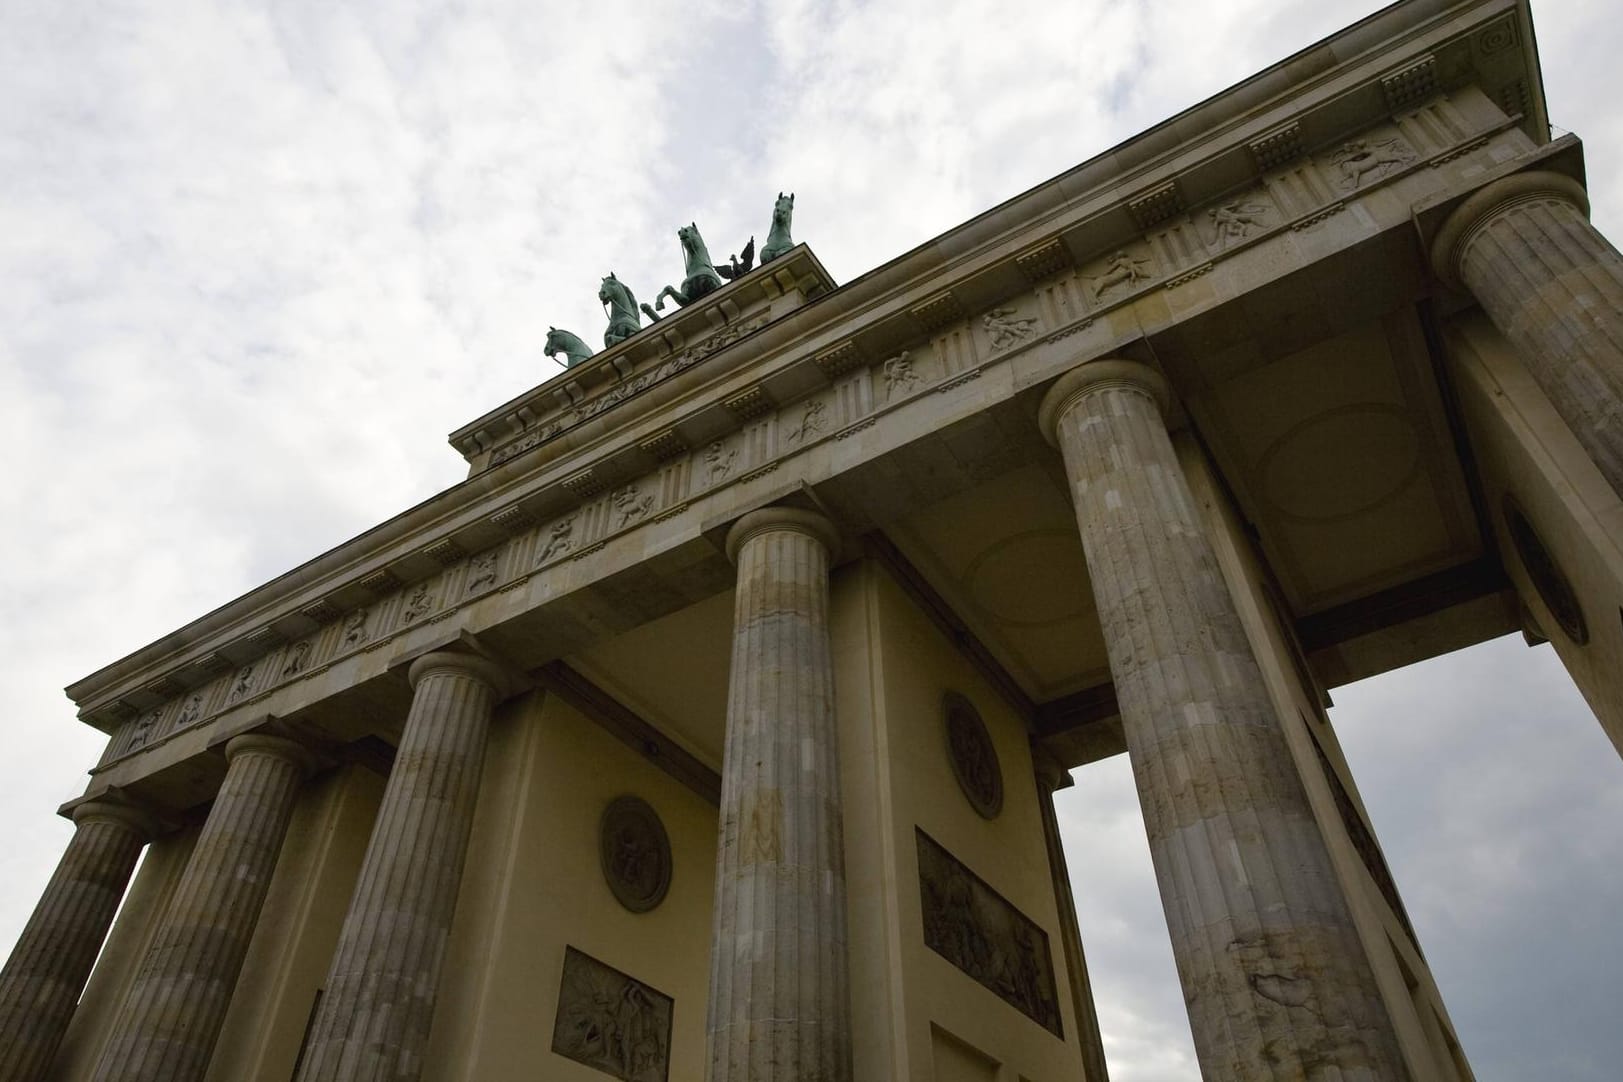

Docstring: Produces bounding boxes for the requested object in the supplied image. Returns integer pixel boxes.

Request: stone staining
[915,830,1061,1037]
[599,796,672,914]
[551,947,673,1082]
[943,692,1002,820]
[1503,496,1589,644]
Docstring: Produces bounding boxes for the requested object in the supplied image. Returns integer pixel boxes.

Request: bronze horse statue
[643,223,725,318]
[598,274,643,347]
[761,192,795,263]
[544,327,594,368]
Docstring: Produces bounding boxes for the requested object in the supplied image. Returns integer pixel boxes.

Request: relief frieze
[916,829,1062,1036]
[551,946,673,1082]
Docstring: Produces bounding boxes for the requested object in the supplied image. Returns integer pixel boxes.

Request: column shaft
[90,735,309,1082]
[0,803,152,1082]
[707,508,850,1082]
[1438,171,1623,497]
[1041,362,1407,1081]
[295,651,506,1082]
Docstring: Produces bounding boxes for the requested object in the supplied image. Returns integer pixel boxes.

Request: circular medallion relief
[1503,496,1588,645]
[599,795,672,913]
[943,692,1003,820]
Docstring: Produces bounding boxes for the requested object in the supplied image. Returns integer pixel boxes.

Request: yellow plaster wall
[1447,312,1623,752]
[420,688,717,1082]
[834,559,1089,1082]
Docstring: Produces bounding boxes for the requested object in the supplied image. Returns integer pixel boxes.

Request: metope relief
[1206,196,1274,248]
[1329,136,1416,190]
[281,639,313,677]
[599,795,672,913]
[537,516,577,565]
[551,946,673,1082]
[401,581,436,623]
[1085,249,1154,300]
[466,551,500,595]
[612,484,656,528]
[785,398,829,445]
[944,692,1003,820]
[982,306,1039,352]
[341,608,370,648]
[916,830,1062,1036]
[882,351,920,399]
[701,439,737,484]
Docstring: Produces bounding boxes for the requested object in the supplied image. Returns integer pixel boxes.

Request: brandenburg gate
[3,0,1619,1078]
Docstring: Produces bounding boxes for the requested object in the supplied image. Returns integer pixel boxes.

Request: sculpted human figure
[1090,251,1151,299]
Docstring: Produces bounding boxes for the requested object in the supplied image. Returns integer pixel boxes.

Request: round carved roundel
[599,795,672,913]
[1503,496,1588,646]
[943,692,1003,820]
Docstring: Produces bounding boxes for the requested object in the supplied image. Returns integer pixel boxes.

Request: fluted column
[707,507,850,1082]
[90,734,311,1082]
[295,650,509,1082]
[1433,170,1623,497]
[1039,361,1407,1081]
[0,800,155,1082]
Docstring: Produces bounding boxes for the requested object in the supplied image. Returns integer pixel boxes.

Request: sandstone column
[1038,361,1407,1081]
[1433,170,1623,497]
[295,650,510,1082]
[90,734,311,1082]
[0,799,156,1082]
[707,507,850,1082]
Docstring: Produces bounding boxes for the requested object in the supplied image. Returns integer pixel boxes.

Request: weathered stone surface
[90,735,310,1082]
[1039,360,1408,1081]
[707,507,851,1082]
[1435,170,1623,499]
[294,650,509,1082]
[0,801,154,1082]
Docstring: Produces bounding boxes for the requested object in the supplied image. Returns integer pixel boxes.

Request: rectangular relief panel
[916,828,1063,1037]
[550,946,674,1082]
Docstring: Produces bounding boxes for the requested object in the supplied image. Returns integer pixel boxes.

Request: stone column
[1038,361,1407,1081]
[295,650,510,1082]
[1433,170,1623,497]
[90,734,311,1082]
[0,799,156,1082]
[1031,753,1109,1082]
[707,507,851,1082]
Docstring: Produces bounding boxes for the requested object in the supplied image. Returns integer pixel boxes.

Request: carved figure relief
[982,307,1039,351]
[882,351,920,399]
[612,485,656,527]
[127,711,158,752]
[402,582,435,622]
[599,795,672,913]
[703,440,737,483]
[538,517,576,563]
[787,399,828,444]
[943,692,1003,819]
[341,608,370,647]
[227,664,256,703]
[175,693,203,728]
[1503,496,1588,644]
[1331,137,1415,189]
[916,830,1061,1036]
[551,947,673,1082]
[282,639,312,677]
[466,552,500,594]
[1088,250,1152,299]
[1207,199,1270,246]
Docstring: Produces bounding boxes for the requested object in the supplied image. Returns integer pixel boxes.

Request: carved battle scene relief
[916,829,1062,1037]
[1083,246,1155,302]
[551,946,673,1082]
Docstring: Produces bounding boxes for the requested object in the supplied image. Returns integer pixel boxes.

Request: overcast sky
[1,1,1619,1079]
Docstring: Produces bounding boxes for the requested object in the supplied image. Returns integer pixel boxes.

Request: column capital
[406,648,515,697]
[224,732,315,775]
[69,797,160,839]
[1431,169,1590,287]
[724,505,840,565]
[1037,359,1170,447]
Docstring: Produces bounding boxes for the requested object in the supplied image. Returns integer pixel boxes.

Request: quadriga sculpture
[760,192,794,263]
[544,327,594,368]
[642,223,725,319]
[598,273,644,347]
